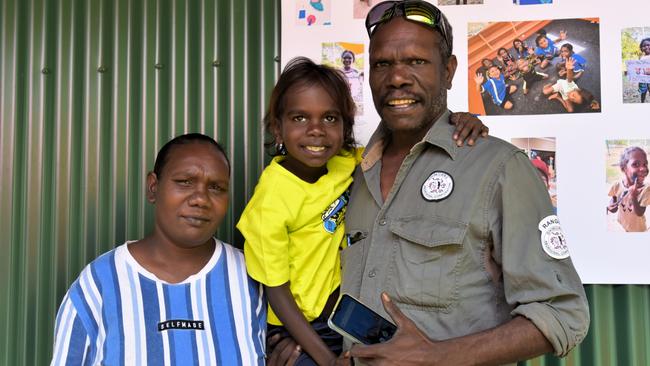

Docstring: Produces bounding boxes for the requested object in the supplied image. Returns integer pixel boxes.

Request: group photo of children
[606,140,650,232]
[622,27,650,104]
[468,18,602,116]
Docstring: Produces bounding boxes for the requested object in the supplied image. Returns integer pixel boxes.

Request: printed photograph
[512,138,557,211]
[605,140,650,232]
[295,0,331,26]
[353,0,374,19]
[322,42,365,115]
[468,18,601,116]
[439,0,484,5]
[513,0,553,4]
[621,27,650,103]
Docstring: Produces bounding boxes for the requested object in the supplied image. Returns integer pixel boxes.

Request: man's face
[368,18,457,135]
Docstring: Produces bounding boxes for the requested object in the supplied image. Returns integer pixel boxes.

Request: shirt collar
[360,110,459,172]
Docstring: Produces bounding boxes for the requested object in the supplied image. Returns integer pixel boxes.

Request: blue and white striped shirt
[51,239,266,365]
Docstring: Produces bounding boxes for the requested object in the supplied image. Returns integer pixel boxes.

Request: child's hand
[559,30,567,40]
[607,196,619,213]
[565,57,575,70]
[450,112,489,146]
[474,72,485,85]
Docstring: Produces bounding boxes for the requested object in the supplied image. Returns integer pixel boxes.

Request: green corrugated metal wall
[1,0,649,365]
[1,0,279,364]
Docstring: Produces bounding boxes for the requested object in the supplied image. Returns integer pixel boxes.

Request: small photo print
[468,18,601,116]
[322,42,365,115]
[439,0,484,5]
[295,0,331,26]
[511,138,557,211]
[353,0,373,19]
[621,27,650,103]
[605,140,650,232]
[513,0,553,4]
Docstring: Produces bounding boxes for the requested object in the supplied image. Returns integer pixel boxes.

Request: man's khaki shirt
[341,111,589,357]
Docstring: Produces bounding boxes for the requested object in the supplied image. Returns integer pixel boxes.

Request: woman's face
[148,142,230,249]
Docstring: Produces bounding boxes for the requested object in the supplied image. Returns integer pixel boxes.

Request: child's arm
[474,72,485,93]
[566,57,575,83]
[607,195,619,213]
[266,283,336,366]
[628,180,647,217]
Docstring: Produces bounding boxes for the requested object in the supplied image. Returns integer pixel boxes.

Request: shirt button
[379,219,387,226]
[368,270,376,278]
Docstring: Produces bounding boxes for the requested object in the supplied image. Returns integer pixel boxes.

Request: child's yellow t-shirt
[238,149,360,325]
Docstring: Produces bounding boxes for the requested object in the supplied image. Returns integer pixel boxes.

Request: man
[340,1,589,365]
[269,2,587,365]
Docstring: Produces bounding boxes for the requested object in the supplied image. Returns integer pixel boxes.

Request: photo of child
[512,138,558,211]
[322,42,365,115]
[621,27,650,103]
[606,140,650,232]
[468,18,601,116]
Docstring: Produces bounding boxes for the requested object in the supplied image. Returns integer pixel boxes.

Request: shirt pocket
[388,215,468,312]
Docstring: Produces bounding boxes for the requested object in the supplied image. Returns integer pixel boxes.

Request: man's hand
[266,333,301,366]
[450,112,489,146]
[348,293,443,366]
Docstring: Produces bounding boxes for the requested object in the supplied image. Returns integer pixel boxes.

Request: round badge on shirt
[538,215,570,259]
[421,171,454,201]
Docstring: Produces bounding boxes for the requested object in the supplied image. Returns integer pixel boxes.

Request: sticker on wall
[295,0,331,26]
[322,42,365,115]
[621,27,650,104]
[468,18,601,116]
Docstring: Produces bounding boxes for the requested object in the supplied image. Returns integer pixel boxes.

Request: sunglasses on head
[365,0,452,56]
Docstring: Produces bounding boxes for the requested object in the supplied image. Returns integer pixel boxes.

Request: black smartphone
[327,294,397,345]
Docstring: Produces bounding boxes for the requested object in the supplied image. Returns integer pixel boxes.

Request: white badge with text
[421,171,454,201]
[538,215,569,259]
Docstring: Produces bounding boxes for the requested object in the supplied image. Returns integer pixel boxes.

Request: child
[607,146,650,232]
[638,38,650,103]
[474,65,518,110]
[559,43,586,79]
[534,29,567,69]
[516,57,548,94]
[237,57,488,365]
[494,47,519,80]
[476,58,495,80]
[543,57,599,112]
[51,134,266,365]
[512,38,536,62]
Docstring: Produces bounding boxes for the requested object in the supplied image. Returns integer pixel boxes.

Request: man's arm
[348,293,552,366]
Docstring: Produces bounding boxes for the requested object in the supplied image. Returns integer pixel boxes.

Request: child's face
[567,90,583,104]
[623,150,648,186]
[641,41,650,56]
[516,58,529,72]
[538,37,549,49]
[342,55,353,67]
[560,46,571,59]
[514,40,523,49]
[482,59,492,67]
[148,142,230,248]
[276,84,344,181]
[498,49,508,58]
[487,66,501,79]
